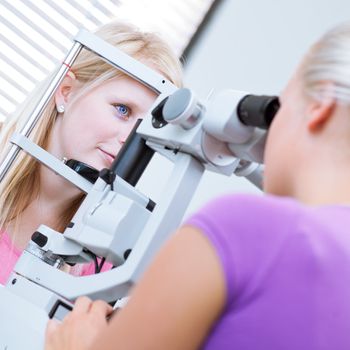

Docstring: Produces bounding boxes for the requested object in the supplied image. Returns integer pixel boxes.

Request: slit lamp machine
[0,29,279,349]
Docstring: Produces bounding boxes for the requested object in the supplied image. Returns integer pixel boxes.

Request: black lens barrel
[237,95,280,130]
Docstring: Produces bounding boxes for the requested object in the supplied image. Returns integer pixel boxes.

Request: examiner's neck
[292,166,350,207]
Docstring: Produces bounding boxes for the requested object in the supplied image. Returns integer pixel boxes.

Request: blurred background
[0,0,349,218]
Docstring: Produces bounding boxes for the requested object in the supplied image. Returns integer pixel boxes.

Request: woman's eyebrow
[115,96,157,113]
[111,96,137,108]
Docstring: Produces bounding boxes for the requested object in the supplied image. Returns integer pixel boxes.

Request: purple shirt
[187,194,350,350]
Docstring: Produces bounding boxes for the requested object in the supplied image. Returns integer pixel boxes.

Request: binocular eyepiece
[152,88,280,132]
[106,89,280,187]
[237,94,280,130]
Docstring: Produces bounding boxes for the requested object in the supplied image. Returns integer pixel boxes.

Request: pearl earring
[57,105,65,113]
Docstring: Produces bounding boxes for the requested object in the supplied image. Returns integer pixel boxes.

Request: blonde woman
[0,20,182,284]
[46,21,350,350]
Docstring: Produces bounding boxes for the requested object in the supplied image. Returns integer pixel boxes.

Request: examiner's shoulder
[185,193,305,299]
[197,192,300,216]
[187,193,303,233]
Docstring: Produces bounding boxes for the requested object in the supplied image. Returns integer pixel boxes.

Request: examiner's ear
[54,71,77,109]
[307,91,336,133]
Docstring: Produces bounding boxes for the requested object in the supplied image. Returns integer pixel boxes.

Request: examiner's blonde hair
[0,20,182,235]
[301,21,350,104]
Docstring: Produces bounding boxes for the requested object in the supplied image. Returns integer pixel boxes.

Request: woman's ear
[54,71,77,110]
[307,92,336,133]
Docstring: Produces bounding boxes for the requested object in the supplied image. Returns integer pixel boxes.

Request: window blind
[0,0,216,121]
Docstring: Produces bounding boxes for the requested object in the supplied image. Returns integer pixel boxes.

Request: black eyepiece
[110,119,154,187]
[237,95,280,130]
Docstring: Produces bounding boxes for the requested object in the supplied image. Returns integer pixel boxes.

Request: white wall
[139,0,350,219]
[184,0,350,94]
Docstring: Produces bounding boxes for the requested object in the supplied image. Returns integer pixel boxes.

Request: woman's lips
[98,148,115,166]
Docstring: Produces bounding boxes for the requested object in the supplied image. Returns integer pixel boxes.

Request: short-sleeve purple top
[186,194,350,350]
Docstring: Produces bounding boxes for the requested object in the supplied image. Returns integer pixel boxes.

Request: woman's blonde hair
[0,20,183,235]
[301,21,350,104]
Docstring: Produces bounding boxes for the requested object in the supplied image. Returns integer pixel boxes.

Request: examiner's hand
[45,296,113,350]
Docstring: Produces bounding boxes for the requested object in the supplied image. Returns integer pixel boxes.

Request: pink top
[0,231,112,285]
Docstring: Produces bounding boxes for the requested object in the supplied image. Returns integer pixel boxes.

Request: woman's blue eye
[115,104,130,120]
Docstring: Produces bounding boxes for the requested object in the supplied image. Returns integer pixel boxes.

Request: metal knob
[162,88,203,129]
